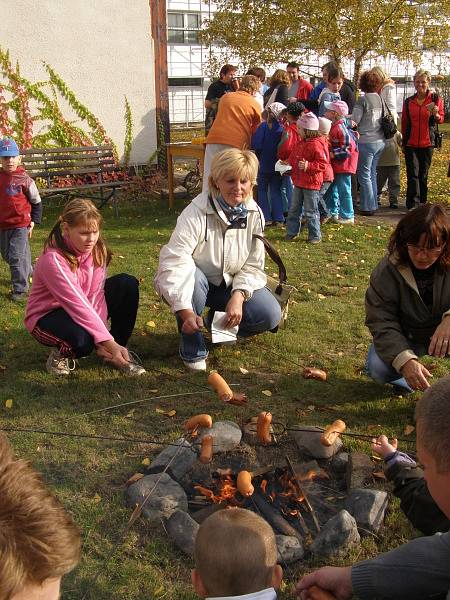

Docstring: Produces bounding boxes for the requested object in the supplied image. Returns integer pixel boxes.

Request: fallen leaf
[307,404,315,411]
[166,409,177,417]
[146,320,156,328]
[261,390,272,397]
[155,408,165,414]
[5,399,13,409]
[93,493,101,503]
[126,409,135,418]
[142,457,150,466]
[372,471,387,480]
[404,424,415,436]
[126,473,145,487]
[239,367,249,375]
[148,389,159,393]
[117,255,125,259]
[317,293,326,300]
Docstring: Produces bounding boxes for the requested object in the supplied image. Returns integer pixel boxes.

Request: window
[167,12,200,44]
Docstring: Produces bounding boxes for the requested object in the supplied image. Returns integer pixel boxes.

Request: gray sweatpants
[0,227,32,293]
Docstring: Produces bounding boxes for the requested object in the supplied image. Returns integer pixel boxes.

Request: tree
[200,0,450,83]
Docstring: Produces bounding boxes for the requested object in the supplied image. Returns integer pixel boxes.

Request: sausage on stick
[320,419,346,446]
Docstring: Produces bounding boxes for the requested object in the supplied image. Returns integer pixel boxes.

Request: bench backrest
[21,145,117,187]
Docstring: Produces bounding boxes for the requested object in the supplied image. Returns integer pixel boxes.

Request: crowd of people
[0,58,448,600]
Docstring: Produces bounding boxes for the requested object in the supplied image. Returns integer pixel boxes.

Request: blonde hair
[303,129,322,139]
[194,508,277,597]
[415,375,450,473]
[0,434,81,599]
[269,69,290,87]
[208,148,258,201]
[239,75,260,95]
[45,199,111,271]
[414,69,432,83]
[370,66,391,87]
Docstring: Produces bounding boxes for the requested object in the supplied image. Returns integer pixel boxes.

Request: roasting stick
[285,455,321,534]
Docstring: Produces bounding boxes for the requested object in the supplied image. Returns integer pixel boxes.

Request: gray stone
[125,472,188,523]
[346,452,374,490]
[160,185,187,199]
[146,438,197,482]
[276,535,304,564]
[291,426,343,459]
[345,488,389,533]
[198,420,242,453]
[165,510,199,556]
[331,452,349,473]
[310,510,360,558]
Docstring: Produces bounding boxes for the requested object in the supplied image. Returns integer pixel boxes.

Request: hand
[428,317,450,357]
[295,567,353,600]
[371,434,398,458]
[225,292,244,328]
[298,159,308,171]
[288,96,297,103]
[177,309,203,335]
[96,339,130,368]
[400,359,432,391]
[28,221,34,238]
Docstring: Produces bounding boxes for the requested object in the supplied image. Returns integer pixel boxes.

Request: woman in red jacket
[402,69,444,209]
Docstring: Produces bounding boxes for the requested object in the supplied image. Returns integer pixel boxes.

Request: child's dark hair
[246,67,266,82]
[287,101,305,117]
[45,198,111,271]
[327,65,344,81]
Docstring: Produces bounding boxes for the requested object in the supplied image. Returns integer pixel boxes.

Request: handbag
[254,234,296,329]
[380,97,397,139]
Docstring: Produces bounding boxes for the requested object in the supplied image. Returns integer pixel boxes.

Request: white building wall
[0,0,157,164]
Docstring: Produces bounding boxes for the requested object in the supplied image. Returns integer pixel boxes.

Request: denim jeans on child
[286,187,321,241]
[257,171,285,223]
[0,227,32,293]
[365,342,427,393]
[280,175,293,214]
[357,141,385,212]
[318,181,331,219]
[325,174,354,220]
[177,268,282,363]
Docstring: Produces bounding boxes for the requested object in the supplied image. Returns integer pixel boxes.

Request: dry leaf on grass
[5,399,13,409]
[141,457,150,466]
[404,424,415,436]
[261,390,272,397]
[239,367,249,375]
[146,320,156,328]
[93,493,101,503]
[126,473,145,487]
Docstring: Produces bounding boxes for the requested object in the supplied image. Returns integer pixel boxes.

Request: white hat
[318,117,332,135]
[267,102,286,119]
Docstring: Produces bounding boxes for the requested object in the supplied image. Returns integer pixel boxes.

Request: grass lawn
[0,131,448,599]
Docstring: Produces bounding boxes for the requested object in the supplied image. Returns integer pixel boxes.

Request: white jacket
[154,193,267,313]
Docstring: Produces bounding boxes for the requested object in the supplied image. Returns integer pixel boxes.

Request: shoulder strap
[253,234,287,284]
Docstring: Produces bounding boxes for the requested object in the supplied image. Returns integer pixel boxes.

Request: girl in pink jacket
[25,199,145,376]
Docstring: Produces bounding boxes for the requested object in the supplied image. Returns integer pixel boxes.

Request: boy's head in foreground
[416,375,450,519]
[0,137,20,173]
[192,507,282,598]
[0,433,81,600]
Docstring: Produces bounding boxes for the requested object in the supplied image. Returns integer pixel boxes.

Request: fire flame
[194,475,237,504]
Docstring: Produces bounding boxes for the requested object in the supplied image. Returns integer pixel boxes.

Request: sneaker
[11,291,27,302]
[307,238,321,244]
[320,215,332,224]
[285,234,299,241]
[338,218,355,224]
[119,350,146,376]
[182,359,207,371]
[46,349,75,376]
[330,215,339,223]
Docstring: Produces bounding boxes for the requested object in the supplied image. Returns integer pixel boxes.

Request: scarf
[216,195,248,223]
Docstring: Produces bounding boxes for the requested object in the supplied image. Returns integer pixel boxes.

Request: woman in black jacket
[263,69,290,108]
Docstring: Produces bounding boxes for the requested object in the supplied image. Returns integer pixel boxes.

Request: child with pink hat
[285,112,327,243]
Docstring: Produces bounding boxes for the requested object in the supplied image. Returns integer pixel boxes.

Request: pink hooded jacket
[25,245,113,344]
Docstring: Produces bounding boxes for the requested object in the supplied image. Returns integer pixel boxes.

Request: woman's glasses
[407,243,444,257]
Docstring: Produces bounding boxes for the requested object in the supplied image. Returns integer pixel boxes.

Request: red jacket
[277,121,300,161]
[329,119,358,175]
[317,137,334,182]
[294,78,313,101]
[0,166,42,230]
[401,92,445,148]
[288,137,326,190]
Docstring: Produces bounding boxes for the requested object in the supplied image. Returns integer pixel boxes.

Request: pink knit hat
[298,112,319,131]
[324,100,349,116]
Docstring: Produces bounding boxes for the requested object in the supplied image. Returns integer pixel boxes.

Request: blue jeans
[318,181,331,218]
[286,187,321,241]
[357,141,385,212]
[325,174,354,220]
[365,342,427,392]
[178,268,282,363]
[257,171,285,223]
[280,175,293,213]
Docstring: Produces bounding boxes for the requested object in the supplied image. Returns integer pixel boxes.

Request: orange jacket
[206,90,261,149]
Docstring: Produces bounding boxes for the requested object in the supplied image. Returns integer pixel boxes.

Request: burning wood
[208,371,247,405]
[320,420,346,447]
[194,474,238,504]
[285,456,321,533]
[251,491,303,540]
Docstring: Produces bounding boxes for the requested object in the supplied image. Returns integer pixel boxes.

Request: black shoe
[359,210,375,216]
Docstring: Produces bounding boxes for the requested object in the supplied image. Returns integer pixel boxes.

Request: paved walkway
[356,204,408,227]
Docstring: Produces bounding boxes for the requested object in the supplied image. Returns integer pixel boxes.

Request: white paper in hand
[211,311,238,344]
[275,159,292,174]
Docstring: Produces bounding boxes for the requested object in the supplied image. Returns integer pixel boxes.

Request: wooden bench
[21,145,130,216]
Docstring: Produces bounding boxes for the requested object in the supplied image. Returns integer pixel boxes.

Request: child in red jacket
[323,100,358,224]
[0,137,42,301]
[285,112,326,243]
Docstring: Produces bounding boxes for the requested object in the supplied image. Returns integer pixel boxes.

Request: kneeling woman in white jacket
[154,148,281,371]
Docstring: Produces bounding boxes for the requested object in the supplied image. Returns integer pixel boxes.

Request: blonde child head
[45,199,111,271]
[192,507,282,598]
